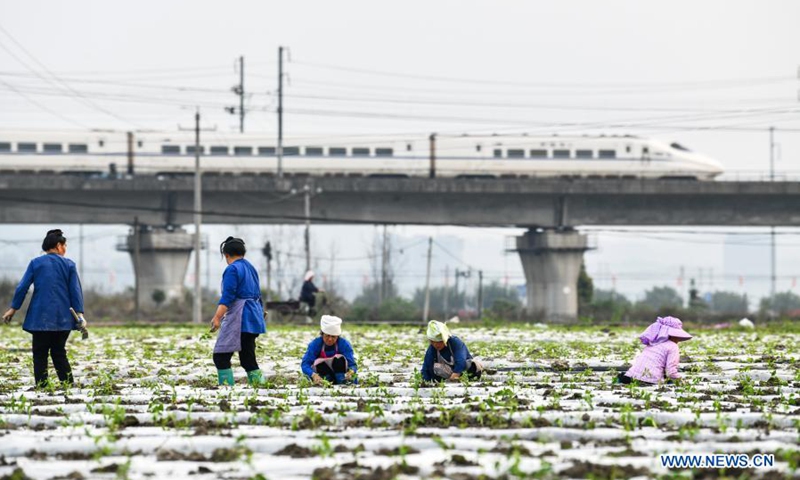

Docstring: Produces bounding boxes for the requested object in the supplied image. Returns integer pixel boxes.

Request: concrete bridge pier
[117,226,194,309]
[516,229,590,322]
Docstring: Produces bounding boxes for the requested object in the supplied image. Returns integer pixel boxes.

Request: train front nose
[693,154,724,178]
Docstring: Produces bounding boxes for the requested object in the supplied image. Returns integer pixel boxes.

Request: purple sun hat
[639,316,692,345]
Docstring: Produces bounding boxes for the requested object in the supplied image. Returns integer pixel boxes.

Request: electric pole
[239,56,244,133]
[770,126,776,305]
[126,131,134,175]
[422,237,433,325]
[193,111,202,324]
[277,46,285,177]
[443,265,449,318]
[429,133,436,178]
[78,224,84,284]
[304,184,311,272]
[302,184,321,274]
[262,241,272,297]
[380,225,388,305]
[477,270,484,320]
[133,216,140,321]
[226,56,246,132]
[179,110,216,324]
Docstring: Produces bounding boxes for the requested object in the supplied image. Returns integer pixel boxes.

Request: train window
[210,146,229,155]
[305,147,324,156]
[98,140,105,147]
[530,149,548,158]
[258,146,276,156]
[670,142,690,151]
[352,147,370,156]
[283,146,300,156]
[598,149,616,159]
[625,145,631,153]
[643,147,649,154]
[69,144,88,153]
[186,145,205,155]
[493,149,502,158]
[18,142,37,153]
[475,144,482,152]
[0,142,10,152]
[375,148,393,157]
[406,143,412,151]
[507,149,524,158]
[161,145,180,154]
[137,140,143,148]
[234,146,253,156]
[329,147,347,156]
[44,143,63,153]
[576,149,593,159]
[553,149,570,159]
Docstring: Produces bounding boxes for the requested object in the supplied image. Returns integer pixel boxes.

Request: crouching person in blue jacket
[302,315,357,385]
[421,320,483,382]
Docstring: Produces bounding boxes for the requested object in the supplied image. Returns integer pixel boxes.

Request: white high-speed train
[0,130,723,180]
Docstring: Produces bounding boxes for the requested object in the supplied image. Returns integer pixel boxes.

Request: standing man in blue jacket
[3,229,85,388]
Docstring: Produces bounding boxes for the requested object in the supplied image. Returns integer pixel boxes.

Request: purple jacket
[625,341,681,384]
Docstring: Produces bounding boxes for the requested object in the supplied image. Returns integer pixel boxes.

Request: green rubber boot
[217,368,235,386]
[246,369,266,387]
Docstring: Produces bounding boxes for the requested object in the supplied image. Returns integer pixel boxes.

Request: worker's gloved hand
[311,373,323,385]
[2,308,14,325]
[344,370,355,381]
[448,373,461,382]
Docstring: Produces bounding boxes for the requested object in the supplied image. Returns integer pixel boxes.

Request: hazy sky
[2,1,800,306]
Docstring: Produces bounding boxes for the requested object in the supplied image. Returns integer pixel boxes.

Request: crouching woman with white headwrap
[421,320,483,382]
[301,315,358,385]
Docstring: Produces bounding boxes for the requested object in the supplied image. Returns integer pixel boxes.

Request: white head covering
[426,320,451,343]
[304,270,315,281]
[320,315,342,336]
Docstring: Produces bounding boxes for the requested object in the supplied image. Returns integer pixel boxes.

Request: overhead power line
[0,23,140,128]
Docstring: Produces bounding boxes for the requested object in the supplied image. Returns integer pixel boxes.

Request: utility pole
[443,265,449,318]
[380,225,388,305]
[226,56,246,132]
[422,237,433,325]
[454,268,460,310]
[301,184,322,274]
[770,126,776,304]
[78,224,84,284]
[179,110,215,323]
[262,241,272,297]
[239,56,244,133]
[193,111,202,324]
[133,217,140,321]
[277,46,285,177]
[477,270,484,320]
[126,131,134,175]
[304,184,311,272]
[429,133,436,178]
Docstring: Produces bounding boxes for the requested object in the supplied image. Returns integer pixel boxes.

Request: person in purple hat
[617,316,692,385]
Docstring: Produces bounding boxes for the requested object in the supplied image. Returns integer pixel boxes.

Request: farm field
[0,323,797,480]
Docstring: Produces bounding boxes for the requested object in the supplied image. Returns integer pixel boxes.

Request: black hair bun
[219,236,246,256]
